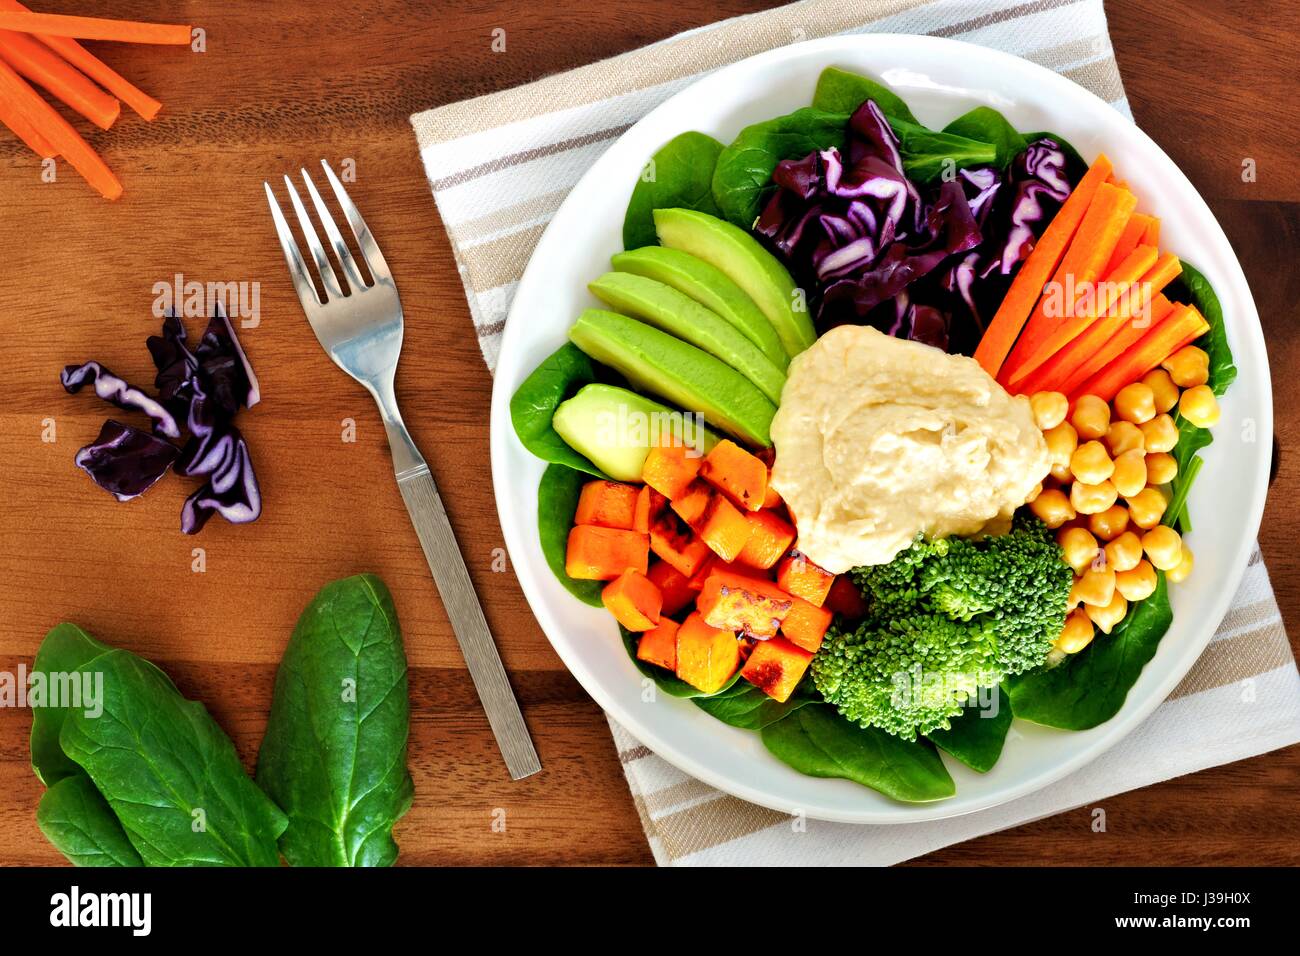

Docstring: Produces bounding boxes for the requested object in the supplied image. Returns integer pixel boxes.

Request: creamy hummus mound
[770,325,1050,573]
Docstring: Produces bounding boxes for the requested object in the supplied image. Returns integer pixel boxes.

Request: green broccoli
[812,514,1073,740]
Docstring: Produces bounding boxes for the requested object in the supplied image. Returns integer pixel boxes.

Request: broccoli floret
[813,514,1073,740]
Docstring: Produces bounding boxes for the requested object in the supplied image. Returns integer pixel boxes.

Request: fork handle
[394,460,542,781]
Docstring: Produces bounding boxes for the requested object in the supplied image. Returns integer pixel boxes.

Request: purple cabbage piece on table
[60,361,182,438]
[73,420,179,501]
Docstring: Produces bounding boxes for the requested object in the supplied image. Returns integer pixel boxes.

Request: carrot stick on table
[0,29,118,129]
[0,11,191,45]
[998,181,1138,385]
[1070,303,1210,403]
[973,154,1114,379]
[0,88,54,155]
[1104,212,1154,275]
[0,55,120,198]
[0,0,161,120]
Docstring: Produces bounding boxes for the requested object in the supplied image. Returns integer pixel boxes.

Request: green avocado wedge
[568,309,775,448]
[553,383,718,481]
[587,271,786,404]
[653,207,815,358]
[611,246,787,367]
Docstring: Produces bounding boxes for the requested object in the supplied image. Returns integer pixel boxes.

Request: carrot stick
[0,0,160,120]
[1104,213,1154,275]
[1057,293,1175,397]
[0,11,191,45]
[973,154,1114,378]
[1140,216,1160,247]
[0,30,118,129]
[0,85,53,155]
[1070,303,1210,403]
[0,56,120,198]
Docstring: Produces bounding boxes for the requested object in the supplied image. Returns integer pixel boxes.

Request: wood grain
[0,0,1295,868]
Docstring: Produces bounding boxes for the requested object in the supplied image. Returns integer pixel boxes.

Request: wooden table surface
[0,0,1296,867]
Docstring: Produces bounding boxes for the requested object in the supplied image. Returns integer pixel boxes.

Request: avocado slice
[552,383,719,482]
[587,272,786,404]
[653,207,816,358]
[611,246,787,368]
[568,309,775,448]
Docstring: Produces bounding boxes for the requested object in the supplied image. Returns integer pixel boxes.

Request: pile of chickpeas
[1025,344,1221,655]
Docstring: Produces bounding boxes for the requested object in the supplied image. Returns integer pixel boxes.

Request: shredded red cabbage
[73,420,179,501]
[61,362,181,438]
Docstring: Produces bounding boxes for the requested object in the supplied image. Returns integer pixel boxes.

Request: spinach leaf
[692,674,817,729]
[59,649,288,867]
[943,107,1027,169]
[1004,574,1173,730]
[810,66,918,124]
[925,686,1013,773]
[256,574,413,867]
[619,625,743,698]
[36,775,143,867]
[711,107,848,227]
[510,343,607,479]
[761,704,955,802]
[540,464,606,607]
[890,120,998,182]
[30,622,116,787]
[623,131,724,250]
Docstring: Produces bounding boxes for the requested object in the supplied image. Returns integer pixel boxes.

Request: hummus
[770,325,1049,573]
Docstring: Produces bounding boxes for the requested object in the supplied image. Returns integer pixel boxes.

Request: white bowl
[489,34,1271,823]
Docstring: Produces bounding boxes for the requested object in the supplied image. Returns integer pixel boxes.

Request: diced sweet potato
[695,494,752,562]
[566,525,648,580]
[642,444,703,501]
[824,575,869,621]
[741,637,813,702]
[675,611,740,694]
[696,569,793,638]
[636,618,679,671]
[669,479,711,526]
[648,512,711,577]
[736,510,796,569]
[602,568,662,631]
[761,475,783,510]
[647,561,695,616]
[575,480,639,529]
[775,551,835,607]
[633,485,667,534]
[780,596,833,653]
[700,439,768,512]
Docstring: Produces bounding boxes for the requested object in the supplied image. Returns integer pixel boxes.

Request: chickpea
[1044,421,1079,470]
[1030,391,1068,431]
[1051,461,1074,483]
[1025,481,1043,504]
[1073,565,1116,607]
[1146,452,1179,485]
[1071,479,1118,516]
[1167,544,1195,584]
[1126,486,1168,529]
[1142,368,1180,413]
[1162,345,1210,387]
[1142,525,1183,571]
[1115,559,1157,601]
[1139,413,1179,454]
[1071,394,1111,440]
[1111,448,1148,498]
[1089,504,1130,542]
[1058,526,1101,574]
[1030,488,1075,528]
[1104,530,1144,573]
[1114,382,1157,424]
[1055,610,1096,654]
[1070,440,1114,485]
[1086,592,1129,634]
[1106,421,1146,457]
[1179,384,1221,428]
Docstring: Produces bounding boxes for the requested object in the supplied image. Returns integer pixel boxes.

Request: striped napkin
[411,0,1300,865]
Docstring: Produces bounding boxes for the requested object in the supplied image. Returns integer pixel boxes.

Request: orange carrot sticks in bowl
[0,10,191,45]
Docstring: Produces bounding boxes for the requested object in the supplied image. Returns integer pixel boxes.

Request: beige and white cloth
[411,0,1300,865]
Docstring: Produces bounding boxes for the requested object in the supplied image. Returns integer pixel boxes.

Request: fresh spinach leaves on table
[623,131,725,249]
[510,342,609,479]
[36,775,144,868]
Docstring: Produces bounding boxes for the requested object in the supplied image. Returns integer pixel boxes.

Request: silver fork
[265,160,541,780]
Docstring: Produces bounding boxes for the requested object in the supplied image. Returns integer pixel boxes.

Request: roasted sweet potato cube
[575,480,639,529]
[761,474,783,510]
[825,575,869,621]
[641,444,703,501]
[695,494,752,562]
[736,510,796,569]
[780,596,833,653]
[648,512,711,577]
[633,485,667,534]
[647,560,695,616]
[775,551,835,607]
[696,569,793,638]
[602,568,662,631]
[669,479,711,526]
[675,612,740,694]
[700,439,768,512]
[636,618,679,671]
[741,637,813,702]
[566,525,648,580]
